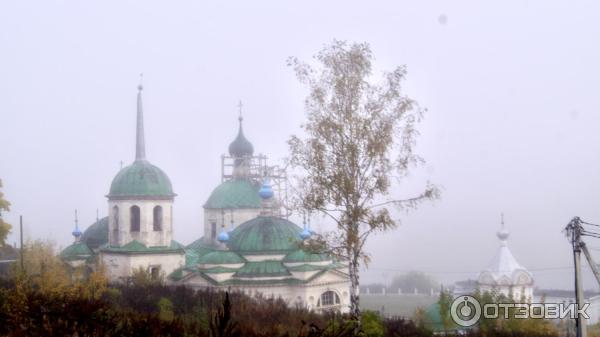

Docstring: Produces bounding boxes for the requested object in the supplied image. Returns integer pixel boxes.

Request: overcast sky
[2,1,600,290]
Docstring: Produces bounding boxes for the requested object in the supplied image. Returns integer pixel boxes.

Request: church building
[61,85,350,313]
[476,215,534,301]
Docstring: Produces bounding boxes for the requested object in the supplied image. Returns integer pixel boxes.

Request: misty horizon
[2,1,600,292]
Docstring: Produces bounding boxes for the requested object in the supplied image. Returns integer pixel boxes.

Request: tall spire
[135,75,146,161]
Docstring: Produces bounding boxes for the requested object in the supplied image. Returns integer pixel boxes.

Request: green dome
[228,216,302,253]
[204,179,261,209]
[283,249,329,263]
[80,217,109,250]
[108,160,174,199]
[61,242,93,261]
[198,251,245,265]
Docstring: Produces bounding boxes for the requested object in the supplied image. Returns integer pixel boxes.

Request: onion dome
[198,251,245,265]
[228,115,254,157]
[72,228,82,239]
[204,179,261,209]
[228,216,302,253]
[258,178,273,199]
[107,85,175,200]
[80,216,109,250]
[72,211,82,240]
[300,221,311,240]
[300,229,311,240]
[218,228,230,243]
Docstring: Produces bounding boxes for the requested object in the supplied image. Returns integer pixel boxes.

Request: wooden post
[19,215,24,273]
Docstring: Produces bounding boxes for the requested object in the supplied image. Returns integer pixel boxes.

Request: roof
[483,245,526,276]
[287,264,329,272]
[60,242,93,261]
[80,217,109,250]
[102,240,184,255]
[108,160,175,199]
[234,261,291,277]
[204,179,261,209]
[478,227,533,285]
[200,266,240,274]
[283,249,329,263]
[198,251,245,265]
[227,216,302,253]
[169,259,348,285]
[186,237,218,252]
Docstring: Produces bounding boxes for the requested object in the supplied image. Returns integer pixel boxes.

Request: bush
[361,311,384,337]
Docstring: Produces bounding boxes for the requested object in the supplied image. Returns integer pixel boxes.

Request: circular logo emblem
[450,295,481,327]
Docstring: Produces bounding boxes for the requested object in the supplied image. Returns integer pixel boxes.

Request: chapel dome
[80,216,109,250]
[227,216,303,253]
[204,179,261,209]
[108,160,174,199]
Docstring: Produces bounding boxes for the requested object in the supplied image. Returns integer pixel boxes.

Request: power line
[365,265,579,275]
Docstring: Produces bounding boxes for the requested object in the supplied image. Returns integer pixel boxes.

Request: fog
[1,1,600,291]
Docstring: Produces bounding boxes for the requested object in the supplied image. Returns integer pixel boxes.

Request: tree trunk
[348,255,361,324]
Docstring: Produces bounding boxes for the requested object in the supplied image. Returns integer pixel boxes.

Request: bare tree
[287,40,439,322]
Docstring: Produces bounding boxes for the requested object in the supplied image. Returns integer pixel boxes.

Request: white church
[61,85,350,313]
[453,216,535,302]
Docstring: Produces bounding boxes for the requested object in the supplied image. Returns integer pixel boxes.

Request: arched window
[317,291,340,307]
[153,206,163,231]
[211,222,217,239]
[130,206,140,232]
[112,206,119,231]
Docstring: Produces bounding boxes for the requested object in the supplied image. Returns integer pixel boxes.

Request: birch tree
[288,40,438,322]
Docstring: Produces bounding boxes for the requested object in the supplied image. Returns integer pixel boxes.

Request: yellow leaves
[80,266,108,301]
[0,178,11,246]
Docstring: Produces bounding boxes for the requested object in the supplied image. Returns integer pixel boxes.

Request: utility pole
[19,215,24,273]
[566,217,587,337]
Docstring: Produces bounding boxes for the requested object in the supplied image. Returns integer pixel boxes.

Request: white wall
[179,268,351,313]
[101,251,184,282]
[203,207,260,243]
[108,199,174,247]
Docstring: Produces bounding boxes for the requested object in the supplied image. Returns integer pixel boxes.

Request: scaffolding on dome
[220,153,291,219]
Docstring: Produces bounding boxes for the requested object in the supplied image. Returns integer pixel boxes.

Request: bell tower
[106,84,176,247]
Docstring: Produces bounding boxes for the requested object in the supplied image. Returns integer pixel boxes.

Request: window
[150,266,160,281]
[130,206,140,232]
[211,222,217,239]
[153,206,163,231]
[318,291,340,307]
[112,206,119,231]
